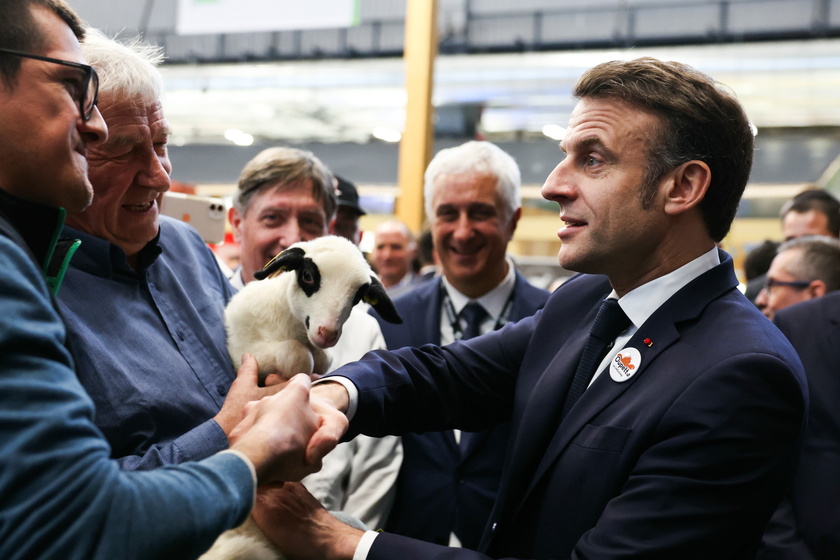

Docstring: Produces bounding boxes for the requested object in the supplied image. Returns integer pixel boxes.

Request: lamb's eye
[301,270,314,284]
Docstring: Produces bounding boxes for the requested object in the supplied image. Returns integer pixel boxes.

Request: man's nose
[80,105,108,144]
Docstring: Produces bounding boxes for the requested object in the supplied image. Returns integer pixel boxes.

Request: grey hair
[374,219,417,250]
[777,235,840,292]
[234,146,337,219]
[423,141,521,221]
[81,27,164,105]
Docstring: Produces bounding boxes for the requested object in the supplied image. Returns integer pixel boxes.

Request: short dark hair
[778,235,840,292]
[780,189,840,238]
[574,57,754,242]
[744,240,780,281]
[0,0,86,88]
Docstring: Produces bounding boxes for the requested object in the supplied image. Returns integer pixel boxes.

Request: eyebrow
[560,135,617,161]
[105,133,145,149]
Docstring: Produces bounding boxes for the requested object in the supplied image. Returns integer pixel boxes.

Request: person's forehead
[562,97,655,151]
[432,172,500,205]
[99,100,169,144]
[782,209,830,237]
[31,5,85,62]
[376,229,409,244]
[253,180,324,210]
[770,248,802,276]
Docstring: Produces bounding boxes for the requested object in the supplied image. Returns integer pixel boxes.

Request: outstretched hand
[253,482,363,560]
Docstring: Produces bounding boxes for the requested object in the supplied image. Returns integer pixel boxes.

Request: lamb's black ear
[365,276,403,324]
[254,247,307,280]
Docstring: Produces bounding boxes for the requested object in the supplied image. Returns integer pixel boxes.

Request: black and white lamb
[225,234,402,380]
[201,236,402,560]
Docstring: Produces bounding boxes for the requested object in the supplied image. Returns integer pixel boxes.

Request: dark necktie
[460,301,487,340]
[560,298,631,420]
[458,301,487,454]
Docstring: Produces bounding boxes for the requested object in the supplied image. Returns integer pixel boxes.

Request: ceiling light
[224,129,254,146]
[372,127,401,143]
[542,124,565,140]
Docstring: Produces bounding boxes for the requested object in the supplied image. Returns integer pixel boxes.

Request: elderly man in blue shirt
[56,29,277,469]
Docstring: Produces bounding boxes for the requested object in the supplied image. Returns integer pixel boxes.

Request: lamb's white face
[286,236,374,349]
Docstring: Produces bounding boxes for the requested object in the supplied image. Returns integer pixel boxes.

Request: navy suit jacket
[331,252,807,559]
[369,272,549,547]
[758,292,840,560]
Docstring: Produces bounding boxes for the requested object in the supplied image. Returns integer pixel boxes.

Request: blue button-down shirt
[58,216,236,470]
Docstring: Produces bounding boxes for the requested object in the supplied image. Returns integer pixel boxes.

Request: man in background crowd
[369,140,550,549]
[329,175,365,246]
[780,188,840,241]
[754,235,840,320]
[371,218,421,297]
[746,188,840,302]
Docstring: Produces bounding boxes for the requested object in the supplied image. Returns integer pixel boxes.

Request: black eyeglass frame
[764,278,812,292]
[0,47,99,121]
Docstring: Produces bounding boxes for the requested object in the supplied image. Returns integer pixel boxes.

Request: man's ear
[228,206,243,244]
[507,207,522,240]
[663,160,711,216]
[807,279,827,299]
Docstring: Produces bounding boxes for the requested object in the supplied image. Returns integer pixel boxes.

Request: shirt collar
[63,225,163,277]
[442,256,516,319]
[612,246,720,329]
[229,266,246,291]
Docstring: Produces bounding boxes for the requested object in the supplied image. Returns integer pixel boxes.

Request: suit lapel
[409,279,444,346]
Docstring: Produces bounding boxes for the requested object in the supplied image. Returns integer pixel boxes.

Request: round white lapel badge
[610,347,641,383]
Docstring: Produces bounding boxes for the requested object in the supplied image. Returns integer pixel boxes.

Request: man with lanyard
[369,140,549,549]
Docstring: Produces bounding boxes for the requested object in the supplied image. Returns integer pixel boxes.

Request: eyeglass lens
[83,68,99,121]
[0,48,98,121]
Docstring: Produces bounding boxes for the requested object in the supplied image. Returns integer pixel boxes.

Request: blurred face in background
[782,209,833,241]
[755,248,821,320]
[372,222,416,288]
[230,179,328,283]
[330,206,362,245]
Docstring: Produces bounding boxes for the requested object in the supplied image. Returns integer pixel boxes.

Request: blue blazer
[332,252,808,559]
[758,291,840,560]
[369,272,549,547]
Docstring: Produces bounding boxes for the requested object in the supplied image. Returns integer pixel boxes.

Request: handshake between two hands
[210,354,362,560]
[227,354,351,485]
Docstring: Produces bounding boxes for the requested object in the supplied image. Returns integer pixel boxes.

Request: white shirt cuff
[313,376,358,420]
[353,530,379,560]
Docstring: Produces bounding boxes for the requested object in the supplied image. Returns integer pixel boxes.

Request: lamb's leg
[249,340,315,381]
[312,347,332,375]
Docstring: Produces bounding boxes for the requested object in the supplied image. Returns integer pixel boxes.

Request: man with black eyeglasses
[755,235,840,320]
[0,2,343,559]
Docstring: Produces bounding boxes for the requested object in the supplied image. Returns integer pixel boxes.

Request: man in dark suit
[757,292,840,559]
[256,57,808,560]
[369,141,550,548]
